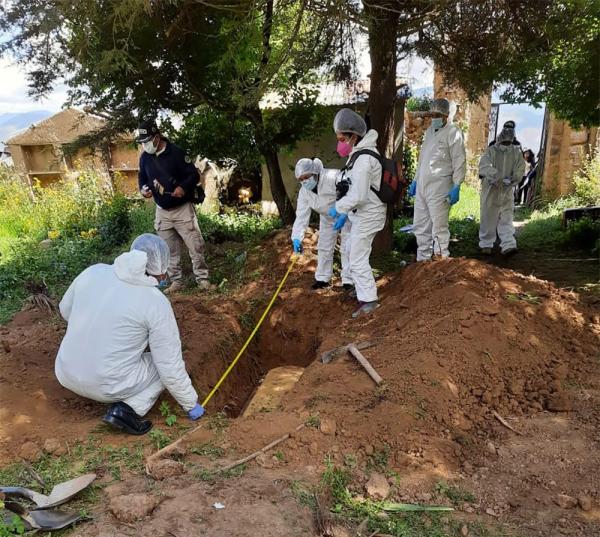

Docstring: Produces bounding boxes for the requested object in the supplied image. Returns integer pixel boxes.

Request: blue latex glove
[188,403,205,420]
[292,239,303,253]
[447,184,460,205]
[333,213,348,231]
[328,206,338,219]
[408,180,417,197]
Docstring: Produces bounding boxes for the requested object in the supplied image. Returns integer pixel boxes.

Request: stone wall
[404,111,433,146]
[541,112,599,199]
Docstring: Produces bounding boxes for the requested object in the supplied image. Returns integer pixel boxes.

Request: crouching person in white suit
[55,233,204,435]
[291,158,353,290]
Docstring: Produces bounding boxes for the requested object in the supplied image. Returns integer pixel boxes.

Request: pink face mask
[336,140,353,158]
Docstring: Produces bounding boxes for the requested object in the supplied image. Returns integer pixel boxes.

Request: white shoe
[164,280,184,295]
[196,280,215,291]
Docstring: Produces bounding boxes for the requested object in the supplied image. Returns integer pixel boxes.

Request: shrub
[565,216,600,252]
[406,94,432,112]
[572,143,600,206]
[402,142,418,183]
[197,210,280,243]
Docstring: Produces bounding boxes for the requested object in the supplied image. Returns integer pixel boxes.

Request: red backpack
[344,149,407,204]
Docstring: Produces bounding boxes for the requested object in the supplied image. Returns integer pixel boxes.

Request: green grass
[305,414,321,428]
[316,461,468,536]
[448,184,481,258]
[289,459,508,536]
[0,167,281,323]
[190,443,225,460]
[0,437,149,534]
[434,481,476,505]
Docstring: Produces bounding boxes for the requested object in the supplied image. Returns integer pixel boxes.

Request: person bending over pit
[291,157,353,291]
[54,233,204,435]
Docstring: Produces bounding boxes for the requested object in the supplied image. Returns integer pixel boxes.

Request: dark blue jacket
[138,140,199,209]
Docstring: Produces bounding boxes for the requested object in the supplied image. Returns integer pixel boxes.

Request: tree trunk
[246,105,295,225]
[365,3,400,253]
[262,145,295,224]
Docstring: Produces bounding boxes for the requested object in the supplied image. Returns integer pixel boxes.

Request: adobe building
[6,108,141,193]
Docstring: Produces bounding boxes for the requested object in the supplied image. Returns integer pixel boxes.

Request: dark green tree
[1,0,336,223]
[416,0,600,128]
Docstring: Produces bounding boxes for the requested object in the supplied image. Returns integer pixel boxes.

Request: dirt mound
[224,256,599,473]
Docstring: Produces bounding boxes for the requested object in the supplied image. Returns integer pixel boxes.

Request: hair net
[497,127,515,144]
[130,233,170,275]
[294,158,324,179]
[430,98,451,116]
[333,108,367,137]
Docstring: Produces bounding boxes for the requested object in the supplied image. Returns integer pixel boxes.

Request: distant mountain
[0,110,53,147]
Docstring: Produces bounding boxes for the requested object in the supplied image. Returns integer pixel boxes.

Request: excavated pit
[169,280,341,419]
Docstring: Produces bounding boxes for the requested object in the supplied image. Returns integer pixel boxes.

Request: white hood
[351,129,379,154]
[113,250,158,287]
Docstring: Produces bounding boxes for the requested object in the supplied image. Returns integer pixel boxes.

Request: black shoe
[311,280,330,290]
[342,284,354,292]
[103,402,153,435]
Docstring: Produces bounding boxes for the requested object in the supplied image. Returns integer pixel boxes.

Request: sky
[0,58,67,115]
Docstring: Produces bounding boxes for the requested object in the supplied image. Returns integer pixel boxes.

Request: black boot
[342,283,354,292]
[311,280,330,290]
[103,402,153,435]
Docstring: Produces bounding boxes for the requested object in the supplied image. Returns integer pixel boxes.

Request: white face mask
[301,177,318,191]
[431,117,444,130]
[143,138,157,154]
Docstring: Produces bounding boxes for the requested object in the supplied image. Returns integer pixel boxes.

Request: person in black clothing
[515,149,537,205]
[136,119,211,293]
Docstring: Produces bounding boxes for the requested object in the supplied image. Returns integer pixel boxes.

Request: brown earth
[1,229,599,536]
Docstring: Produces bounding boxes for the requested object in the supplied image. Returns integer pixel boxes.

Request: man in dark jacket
[137,119,210,293]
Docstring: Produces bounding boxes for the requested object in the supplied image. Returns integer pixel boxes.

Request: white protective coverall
[55,250,198,416]
[291,168,352,285]
[413,123,466,260]
[478,144,526,252]
[335,129,386,303]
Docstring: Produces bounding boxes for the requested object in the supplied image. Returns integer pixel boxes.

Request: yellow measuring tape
[201,255,298,408]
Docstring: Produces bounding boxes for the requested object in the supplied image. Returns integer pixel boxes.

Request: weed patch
[190,443,225,460]
[434,481,476,505]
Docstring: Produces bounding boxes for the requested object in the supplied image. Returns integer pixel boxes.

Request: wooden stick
[218,424,305,473]
[145,422,206,470]
[347,344,382,385]
[492,410,523,436]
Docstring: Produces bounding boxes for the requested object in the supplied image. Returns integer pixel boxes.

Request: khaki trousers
[154,202,209,282]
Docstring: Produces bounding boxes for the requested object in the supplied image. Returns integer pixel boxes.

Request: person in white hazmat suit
[329,108,386,318]
[291,158,353,290]
[55,234,204,435]
[409,98,466,261]
[478,126,525,255]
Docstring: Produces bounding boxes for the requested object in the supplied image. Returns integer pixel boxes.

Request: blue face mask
[156,278,169,290]
[302,177,318,191]
[431,117,444,130]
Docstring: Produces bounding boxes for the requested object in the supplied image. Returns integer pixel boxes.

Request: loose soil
[1,230,599,536]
